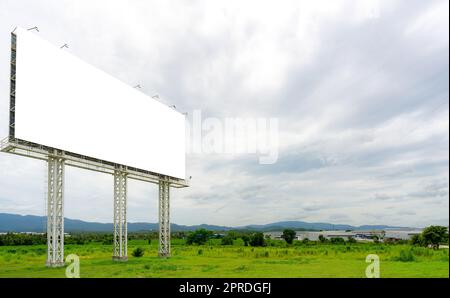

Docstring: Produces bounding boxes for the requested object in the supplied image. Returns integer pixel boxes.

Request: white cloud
[0,0,448,227]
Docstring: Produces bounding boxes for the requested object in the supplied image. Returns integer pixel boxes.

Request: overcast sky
[0,0,448,227]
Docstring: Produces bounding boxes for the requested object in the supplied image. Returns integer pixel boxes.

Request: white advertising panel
[13,27,185,179]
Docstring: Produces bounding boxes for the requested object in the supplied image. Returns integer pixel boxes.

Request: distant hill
[241,221,404,231]
[0,213,409,233]
[0,213,233,232]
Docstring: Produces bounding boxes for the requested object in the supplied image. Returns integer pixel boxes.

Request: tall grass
[0,239,448,277]
[394,249,416,262]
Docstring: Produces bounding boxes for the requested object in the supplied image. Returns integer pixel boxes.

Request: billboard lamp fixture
[152,94,159,99]
[60,44,69,49]
[27,26,39,32]
[134,84,141,89]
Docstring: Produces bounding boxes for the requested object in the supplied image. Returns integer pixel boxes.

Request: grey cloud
[328,213,350,221]
[397,210,416,216]
[373,193,392,201]
[0,0,448,227]
[409,180,449,199]
[241,151,331,176]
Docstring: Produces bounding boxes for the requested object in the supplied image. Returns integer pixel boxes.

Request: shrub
[18,249,28,254]
[281,229,296,245]
[411,246,432,257]
[132,247,145,258]
[257,251,270,258]
[347,237,356,244]
[411,234,425,246]
[241,236,250,246]
[318,235,328,243]
[186,229,213,245]
[330,238,345,244]
[102,236,113,245]
[396,249,416,262]
[249,233,266,247]
[221,235,234,245]
[33,248,46,255]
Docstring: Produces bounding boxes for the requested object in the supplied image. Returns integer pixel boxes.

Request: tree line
[184,226,449,248]
[0,231,186,246]
[1,226,447,248]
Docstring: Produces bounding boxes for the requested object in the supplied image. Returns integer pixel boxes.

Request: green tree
[241,235,250,246]
[221,235,234,245]
[318,235,327,243]
[281,229,296,244]
[330,237,345,244]
[227,231,239,240]
[186,229,213,245]
[347,237,356,244]
[410,234,425,247]
[421,226,449,249]
[249,233,266,247]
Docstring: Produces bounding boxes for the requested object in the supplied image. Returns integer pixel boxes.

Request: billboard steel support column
[46,152,65,267]
[113,168,128,261]
[158,180,170,257]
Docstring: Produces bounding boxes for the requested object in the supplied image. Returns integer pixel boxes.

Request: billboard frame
[1,30,187,267]
[1,137,188,188]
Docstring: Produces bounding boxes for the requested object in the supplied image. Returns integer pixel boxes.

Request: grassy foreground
[0,239,448,278]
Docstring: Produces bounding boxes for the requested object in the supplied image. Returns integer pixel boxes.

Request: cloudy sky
[0,0,448,228]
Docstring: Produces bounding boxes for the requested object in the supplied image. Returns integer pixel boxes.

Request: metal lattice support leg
[158,180,170,257]
[46,154,65,267]
[113,169,128,261]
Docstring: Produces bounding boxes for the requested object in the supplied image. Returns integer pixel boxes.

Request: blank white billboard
[13,27,185,179]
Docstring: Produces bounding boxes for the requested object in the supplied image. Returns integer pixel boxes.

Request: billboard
[12,27,185,179]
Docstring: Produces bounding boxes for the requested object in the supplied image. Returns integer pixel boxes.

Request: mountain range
[0,213,412,233]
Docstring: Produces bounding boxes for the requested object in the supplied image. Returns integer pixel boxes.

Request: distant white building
[297,231,358,241]
[264,230,356,241]
[263,231,284,240]
[0,232,45,235]
[384,230,422,241]
[264,229,421,242]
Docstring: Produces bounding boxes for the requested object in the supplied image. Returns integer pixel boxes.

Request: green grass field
[0,239,448,278]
